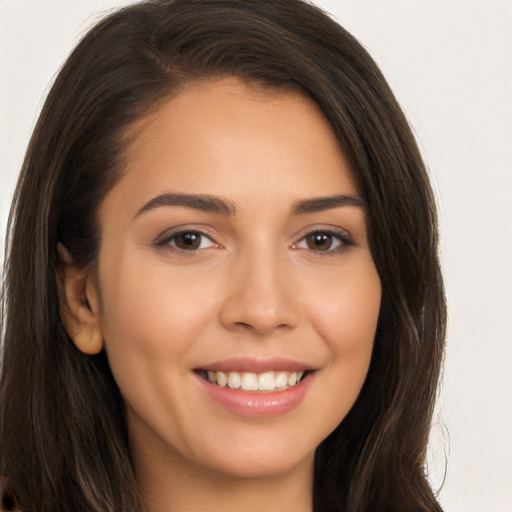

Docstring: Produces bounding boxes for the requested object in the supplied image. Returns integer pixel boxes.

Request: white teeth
[216,371,228,387]
[241,372,258,391]
[204,370,307,391]
[258,371,275,391]
[228,372,241,389]
[275,371,288,388]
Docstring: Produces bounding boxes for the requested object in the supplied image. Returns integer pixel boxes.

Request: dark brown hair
[0,1,446,511]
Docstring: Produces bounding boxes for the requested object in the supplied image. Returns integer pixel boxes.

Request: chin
[203,450,315,481]
[184,424,320,481]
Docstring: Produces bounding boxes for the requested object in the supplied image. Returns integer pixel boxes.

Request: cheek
[308,257,381,354]
[96,255,213,398]
[99,253,218,348]
[95,255,223,445]
[305,259,381,417]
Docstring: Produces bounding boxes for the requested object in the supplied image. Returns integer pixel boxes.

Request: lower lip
[197,373,313,418]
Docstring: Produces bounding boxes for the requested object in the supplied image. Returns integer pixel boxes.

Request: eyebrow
[135,193,237,218]
[292,194,365,214]
[134,192,365,219]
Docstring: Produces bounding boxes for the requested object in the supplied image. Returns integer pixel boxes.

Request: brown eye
[305,232,334,251]
[170,231,212,250]
[293,229,355,253]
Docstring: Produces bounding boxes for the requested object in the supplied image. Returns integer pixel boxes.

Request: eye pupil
[175,232,201,250]
[307,233,332,251]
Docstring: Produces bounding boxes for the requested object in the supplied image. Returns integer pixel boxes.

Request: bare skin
[60,78,381,512]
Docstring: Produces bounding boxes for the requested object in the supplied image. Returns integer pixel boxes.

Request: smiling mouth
[196,370,310,392]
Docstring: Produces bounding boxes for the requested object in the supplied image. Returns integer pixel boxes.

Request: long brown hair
[0,1,446,511]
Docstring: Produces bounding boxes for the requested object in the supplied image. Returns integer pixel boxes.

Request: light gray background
[1,1,511,511]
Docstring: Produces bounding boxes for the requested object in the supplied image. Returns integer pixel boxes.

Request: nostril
[232,320,293,336]
[219,277,301,334]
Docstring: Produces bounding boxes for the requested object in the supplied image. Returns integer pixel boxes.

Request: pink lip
[195,370,314,418]
[195,356,313,373]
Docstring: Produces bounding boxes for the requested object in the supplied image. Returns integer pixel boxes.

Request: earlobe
[57,243,104,355]
[72,324,104,355]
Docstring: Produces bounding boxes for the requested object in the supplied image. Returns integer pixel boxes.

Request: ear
[57,243,103,355]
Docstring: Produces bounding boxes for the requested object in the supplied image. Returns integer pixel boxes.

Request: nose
[219,247,300,336]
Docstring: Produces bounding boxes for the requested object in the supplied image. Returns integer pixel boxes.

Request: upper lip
[194,357,315,373]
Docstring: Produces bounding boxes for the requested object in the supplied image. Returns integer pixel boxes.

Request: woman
[0,0,446,511]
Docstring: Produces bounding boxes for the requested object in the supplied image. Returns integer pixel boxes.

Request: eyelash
[153,228,219,254]
[153,227,356,255]
[292,229,356,255]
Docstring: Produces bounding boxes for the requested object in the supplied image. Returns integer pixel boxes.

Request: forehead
[105,77,358,215]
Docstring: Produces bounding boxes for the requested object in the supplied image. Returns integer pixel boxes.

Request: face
[89,78,381,482]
